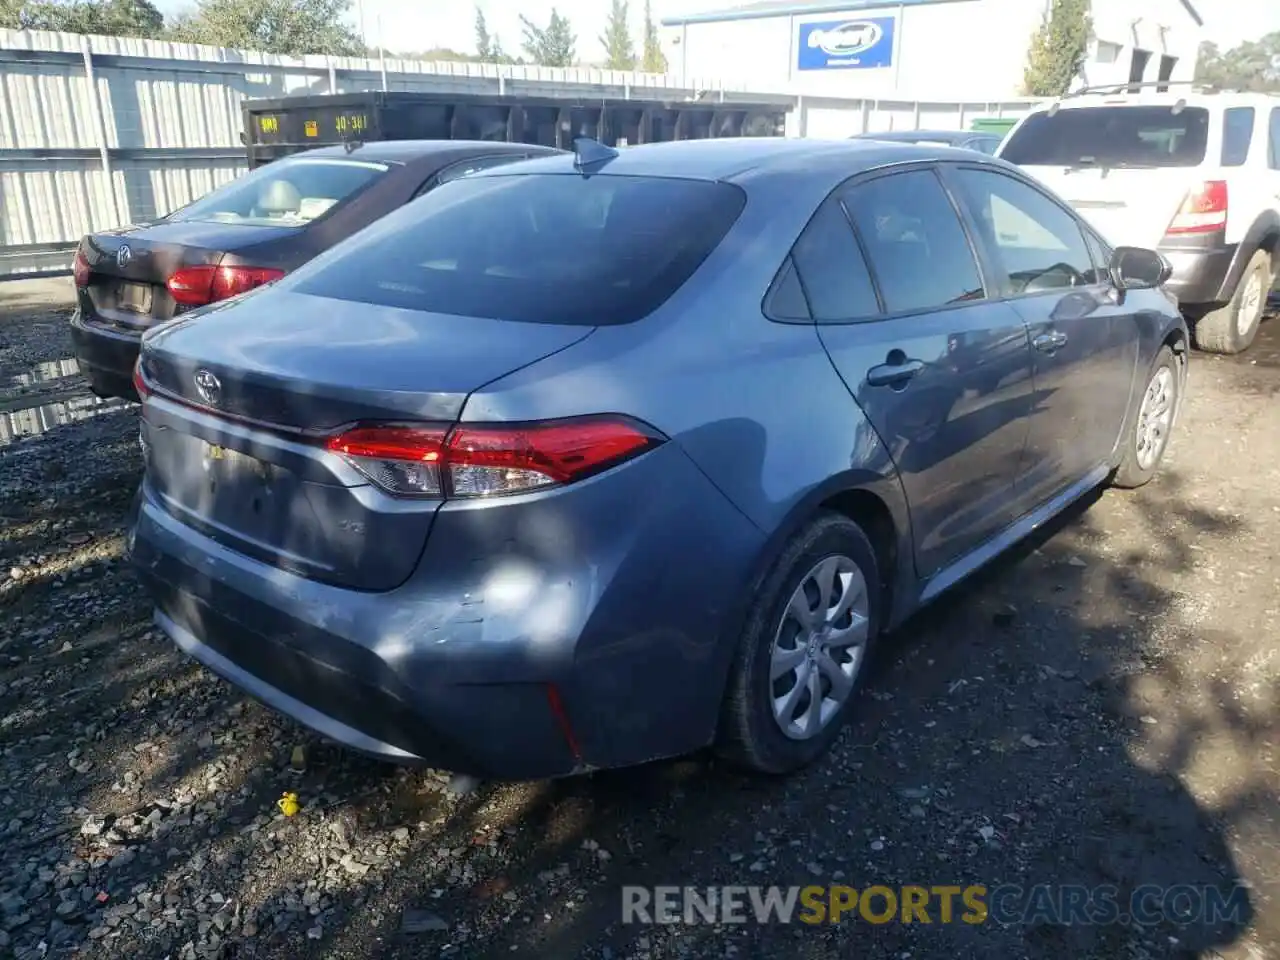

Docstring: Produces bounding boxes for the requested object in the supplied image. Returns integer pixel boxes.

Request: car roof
[287,140,559,164]
[1044,90,1280,111]
[470,136,999,185]
[851,129,979,143]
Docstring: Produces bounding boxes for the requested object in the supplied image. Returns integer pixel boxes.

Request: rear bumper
[130,443,765,779]
[69,310,141,401]
[1158,243,1238,309]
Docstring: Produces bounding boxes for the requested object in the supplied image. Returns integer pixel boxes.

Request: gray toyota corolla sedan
[128,137,1187,780]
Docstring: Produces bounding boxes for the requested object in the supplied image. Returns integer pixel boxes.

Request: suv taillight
[1165,181,1228,236]
[73,251,90,288]
[166,265,285,306]
[324,417,665,499]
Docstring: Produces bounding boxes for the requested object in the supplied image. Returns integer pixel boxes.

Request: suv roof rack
[1064,80,1219,98]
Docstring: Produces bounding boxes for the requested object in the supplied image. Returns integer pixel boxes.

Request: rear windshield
[168,159,387,227]
[290,173,746,325]
[1000,105,1210,168]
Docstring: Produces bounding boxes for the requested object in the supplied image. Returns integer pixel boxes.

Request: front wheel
[717,513,881,775]
[1113,345,1180,489]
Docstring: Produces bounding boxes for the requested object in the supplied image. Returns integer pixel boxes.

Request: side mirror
[1109,246,1171,291]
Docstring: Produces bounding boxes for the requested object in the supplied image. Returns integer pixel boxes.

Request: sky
[153,0,1280,63]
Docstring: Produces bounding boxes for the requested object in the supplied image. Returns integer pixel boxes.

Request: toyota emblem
[116,244,132,269]
[193,369,222,407]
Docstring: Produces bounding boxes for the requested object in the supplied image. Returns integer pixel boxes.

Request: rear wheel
[717,513,881,774]
[1193,249,1270,355]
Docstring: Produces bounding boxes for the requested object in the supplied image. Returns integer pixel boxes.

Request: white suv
[998,84,1280,354]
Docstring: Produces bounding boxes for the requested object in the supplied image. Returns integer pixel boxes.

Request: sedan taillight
[166,265,285,307]
[324,417,664,499]
[73,251,90,288]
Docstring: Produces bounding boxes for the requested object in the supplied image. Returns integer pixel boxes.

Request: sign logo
[193,369,222,407]
[116,244,132,268]
[797,17,895,71]
[809,20,882,57]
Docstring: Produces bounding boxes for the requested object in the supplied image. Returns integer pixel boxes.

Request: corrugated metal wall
[0,28,1044,278]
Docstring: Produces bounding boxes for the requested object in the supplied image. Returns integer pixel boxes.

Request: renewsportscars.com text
[622,884,1249,927]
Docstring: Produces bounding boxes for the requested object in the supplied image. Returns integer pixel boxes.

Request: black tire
[1113,345,1180,489]
[717,512,882,775]
[1192,249,1270,355]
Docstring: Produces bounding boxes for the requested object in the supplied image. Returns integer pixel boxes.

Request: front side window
[290,173,745,325]
[842,170,985,314]
[952,168,1094,295]
[169,159,388,226]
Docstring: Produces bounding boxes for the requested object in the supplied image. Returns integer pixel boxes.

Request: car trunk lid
[80,220,301,332]
[138,289,595,590]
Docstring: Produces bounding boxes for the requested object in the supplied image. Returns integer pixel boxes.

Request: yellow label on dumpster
[304,120,318,137]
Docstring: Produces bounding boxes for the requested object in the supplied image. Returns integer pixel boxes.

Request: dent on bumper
[131,442,766,779]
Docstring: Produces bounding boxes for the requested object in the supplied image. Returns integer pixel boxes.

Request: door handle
[1033,331,1068,353]
[866,358,925,387]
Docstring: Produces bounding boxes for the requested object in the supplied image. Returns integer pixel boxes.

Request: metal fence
[0,28,1046,278]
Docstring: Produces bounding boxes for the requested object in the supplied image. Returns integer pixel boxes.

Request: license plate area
[117,281,154,315]
[203,442,272,480]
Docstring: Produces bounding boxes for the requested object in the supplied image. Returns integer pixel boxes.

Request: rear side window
[842,170,985,313]
[784,201,880,322]
[1221,108,1256,167]
[292,174,745,325]
[170,159,387,226]
[1000,106,1210,168]
[951,169,1094,295]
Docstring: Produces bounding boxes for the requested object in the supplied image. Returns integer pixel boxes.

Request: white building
[661,0,1205,101]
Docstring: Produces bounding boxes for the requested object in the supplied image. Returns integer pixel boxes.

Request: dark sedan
[70,140,561,399]
[850,128,1004,154]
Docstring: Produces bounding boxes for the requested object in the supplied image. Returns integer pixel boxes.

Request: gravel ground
[1,277,1278,960]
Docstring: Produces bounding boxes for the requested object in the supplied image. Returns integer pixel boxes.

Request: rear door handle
[866,358,925,387]
[1033,331,1068,353]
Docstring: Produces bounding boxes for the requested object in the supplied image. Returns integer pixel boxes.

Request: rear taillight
[324,417,664,499]
[132,358,150,401]
[1165,181,1228,236]
[73,251,90,288]
[166,265,285,307]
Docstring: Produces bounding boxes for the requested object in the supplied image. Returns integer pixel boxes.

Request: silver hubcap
[1135,366,1174,471]
[1238,272,1265,338]
[769,555,870,740]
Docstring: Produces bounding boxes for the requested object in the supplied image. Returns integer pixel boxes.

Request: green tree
[1,0,164,37]
[520,7,575,67]
[1021,0,1091,97]
[166,0,361,56]
[641,0,666,73]
[473,5,513,63]
[1195,33,1280,92]
[598,0,634,70]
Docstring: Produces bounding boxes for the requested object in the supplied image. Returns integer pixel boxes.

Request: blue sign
[797,16,896,71]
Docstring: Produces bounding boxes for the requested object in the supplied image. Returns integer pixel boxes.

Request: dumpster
[969,117,1019,136]
[242,91,791,167]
